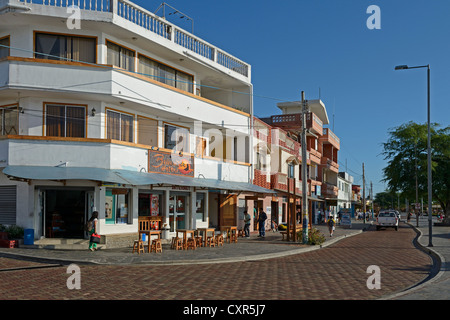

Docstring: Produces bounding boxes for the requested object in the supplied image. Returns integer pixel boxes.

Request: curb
[0,229,365,267]
[380,223,445,300]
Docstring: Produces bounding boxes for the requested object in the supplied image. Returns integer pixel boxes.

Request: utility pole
[301,91,309,244]
[370,181,373,220]
[362,163,366,223]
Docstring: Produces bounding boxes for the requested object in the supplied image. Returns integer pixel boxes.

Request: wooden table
[220,226,237,243]
[176,229,195,249]
[139,230,162,253]
[196,227,215,247]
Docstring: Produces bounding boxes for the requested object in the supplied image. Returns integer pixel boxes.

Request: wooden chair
[150,239,163,253]
[230,229,238,243]
[171,237,183,250]
[206,235,215,247]
[215,234,224,247]
[186,237,196,250]
[195,236,203,247]
[132,240,145,254]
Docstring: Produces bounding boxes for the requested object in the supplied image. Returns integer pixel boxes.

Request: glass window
[137,116,158,146]
[196,193,205,221]
[46,104,85,138]
[0,105,18,135]
[107,109,133,142]
[164,124,189,152]
[105,189,130,224]
[0,36,10,59]
[35,33,96,63]
[288,163,295,178]
[139,193,163,217]
[138,54,193,93]
[107,41,135,72]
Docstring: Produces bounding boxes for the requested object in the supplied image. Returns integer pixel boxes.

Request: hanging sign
[148,150,194,177]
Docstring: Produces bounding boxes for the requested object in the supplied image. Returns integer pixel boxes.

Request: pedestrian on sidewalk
[258,208,267,238]
[87,211,99,251]
[327,214,335,237]
[243,210,251,237]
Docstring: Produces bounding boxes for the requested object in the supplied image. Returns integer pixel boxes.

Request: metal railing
[17,0,250,77]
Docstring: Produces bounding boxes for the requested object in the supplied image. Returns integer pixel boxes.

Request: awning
[2,166,275,194]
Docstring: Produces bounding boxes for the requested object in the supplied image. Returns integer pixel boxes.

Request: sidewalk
[0,221,368,266]
[385,216,450,300]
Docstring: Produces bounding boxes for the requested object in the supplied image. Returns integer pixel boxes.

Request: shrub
[1,225,24,239]
[297,228,326,245]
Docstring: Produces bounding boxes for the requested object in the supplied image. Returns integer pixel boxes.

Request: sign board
[339,209,352,228]
[148,150,194,177]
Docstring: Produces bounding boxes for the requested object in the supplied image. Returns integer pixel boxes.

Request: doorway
[169,193,188,232]
[44,189,87,239]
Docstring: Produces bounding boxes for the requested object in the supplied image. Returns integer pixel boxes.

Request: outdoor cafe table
[138,230,161,253]
[195,227,215,247]
[220,226,237,243]
[176,229,195,249]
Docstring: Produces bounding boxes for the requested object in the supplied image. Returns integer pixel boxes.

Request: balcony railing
[321,128,340,149]
[17,0,250,78]
[269,112,323,135]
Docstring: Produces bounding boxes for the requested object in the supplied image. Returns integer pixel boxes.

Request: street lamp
[394,64,433,247]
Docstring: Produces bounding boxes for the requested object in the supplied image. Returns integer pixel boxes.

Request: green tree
[381,122,450,223]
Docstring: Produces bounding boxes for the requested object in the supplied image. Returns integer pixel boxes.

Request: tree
[381,122,450,223]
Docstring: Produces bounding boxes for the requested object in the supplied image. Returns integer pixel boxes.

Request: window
[0,104,18,135]
[45,104,86,138]
[196,193,206,222]
[106,109,133,142]
[0,36,10,59]
[196,137,206,157]
[138,54,194,93]
[107,40,135,72]
[164,124,189,152]
[137,116,158,146]
[105,188,130,224]
[35,33,96,63]
[288,163,295,178]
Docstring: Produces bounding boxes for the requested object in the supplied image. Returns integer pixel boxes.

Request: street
[0,222,432,301]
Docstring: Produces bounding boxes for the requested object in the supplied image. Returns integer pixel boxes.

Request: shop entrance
[169,193,188,232]
[43,189,90,239]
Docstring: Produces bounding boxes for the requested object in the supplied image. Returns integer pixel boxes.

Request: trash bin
[24,229,34,245]
[141,233,146,242]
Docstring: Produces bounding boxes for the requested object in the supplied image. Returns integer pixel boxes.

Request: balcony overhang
[276,99,329,125]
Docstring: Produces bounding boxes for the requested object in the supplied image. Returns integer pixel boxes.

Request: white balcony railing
[17,0,250,77]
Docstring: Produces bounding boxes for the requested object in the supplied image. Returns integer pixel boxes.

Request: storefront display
[106,188,130,224]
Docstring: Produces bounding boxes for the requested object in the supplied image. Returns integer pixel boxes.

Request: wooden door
[219,194,237,227]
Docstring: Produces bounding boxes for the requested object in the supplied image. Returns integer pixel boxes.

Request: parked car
[376,210,399,231]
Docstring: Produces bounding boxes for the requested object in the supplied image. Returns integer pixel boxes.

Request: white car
[376,210,399,231]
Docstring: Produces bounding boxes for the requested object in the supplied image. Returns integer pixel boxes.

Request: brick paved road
[0,223,432,300]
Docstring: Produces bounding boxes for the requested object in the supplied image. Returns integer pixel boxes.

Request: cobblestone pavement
[0,221,433,300]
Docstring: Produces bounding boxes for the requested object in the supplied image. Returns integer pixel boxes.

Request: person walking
[87,211,99,251]
[258,208,267,238]
[327,213,335,237]
[243,210,251,237]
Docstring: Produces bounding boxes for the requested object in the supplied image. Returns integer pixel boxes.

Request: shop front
[39,187,95,239]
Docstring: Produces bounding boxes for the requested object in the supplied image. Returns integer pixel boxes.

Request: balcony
[320,128,340,150]
[0,57,250,134]
[320,156,339,173]
[309,148,321,164]
[270,172,287,192]
[14,0,250,80]
[269,112,323,135]
[322,183,338,199]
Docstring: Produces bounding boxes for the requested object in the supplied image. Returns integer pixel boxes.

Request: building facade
[0,0,273,246]
[252,99,341,228]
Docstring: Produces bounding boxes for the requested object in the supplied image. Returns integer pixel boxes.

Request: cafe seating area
[132,223,240,254]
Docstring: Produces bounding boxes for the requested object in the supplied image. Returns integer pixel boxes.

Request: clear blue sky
[135,0,450,196]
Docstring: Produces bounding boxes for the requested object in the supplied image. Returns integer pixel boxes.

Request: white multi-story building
[337,172,353,212]
[0,0,271,246]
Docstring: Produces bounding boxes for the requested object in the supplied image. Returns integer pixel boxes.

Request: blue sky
[135,0,450,196]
